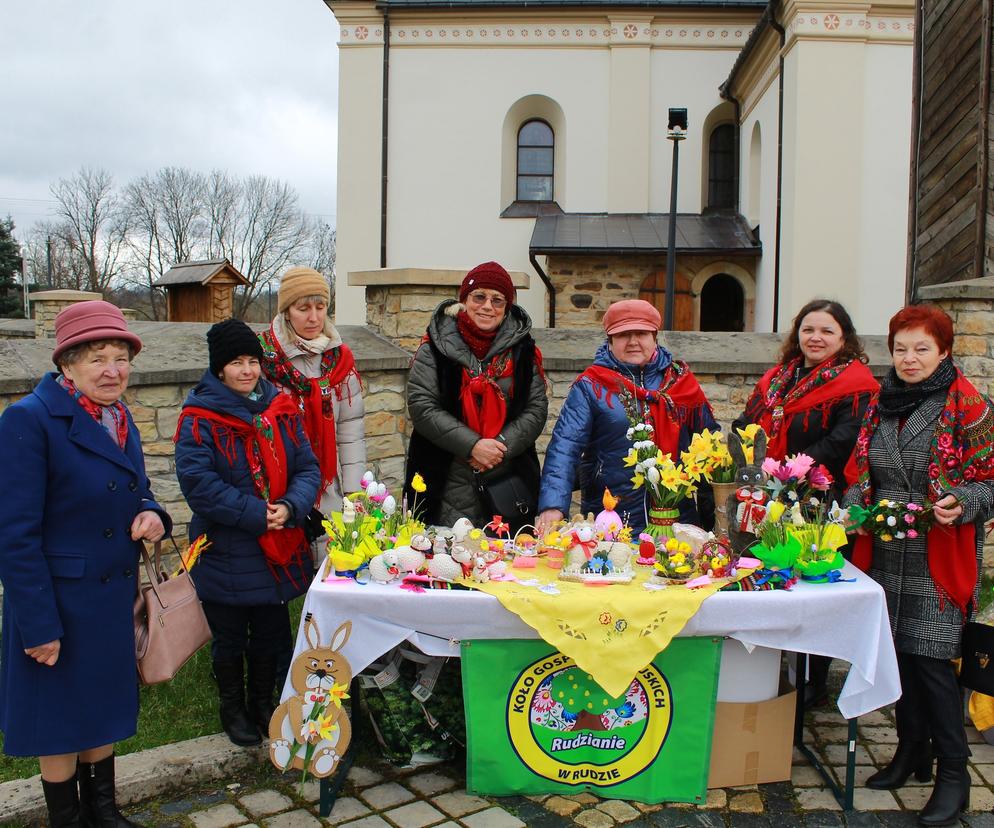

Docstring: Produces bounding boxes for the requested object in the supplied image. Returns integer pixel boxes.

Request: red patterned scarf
[847,371,994,617]
[57,373,129,449]
[743,357,879,459]
[578,360,712,457]
[175,393,308,584]
[460,352,515,438]
[259,327,359,496]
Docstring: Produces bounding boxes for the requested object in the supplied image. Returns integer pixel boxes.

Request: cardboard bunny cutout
[269,615,353,779]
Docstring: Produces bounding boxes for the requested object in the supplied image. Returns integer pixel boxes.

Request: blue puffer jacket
[175,372,320,606]
[538,343,718,533]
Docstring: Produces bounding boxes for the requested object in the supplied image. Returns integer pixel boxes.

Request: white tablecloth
[284,561,899,720]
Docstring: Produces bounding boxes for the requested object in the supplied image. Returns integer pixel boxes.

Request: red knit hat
[602,299,662,336]
[459,261,515,305]
[53,300,143,365]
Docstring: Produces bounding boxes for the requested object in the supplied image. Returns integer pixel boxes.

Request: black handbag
[474,467,536,534]
[959,622,994,696]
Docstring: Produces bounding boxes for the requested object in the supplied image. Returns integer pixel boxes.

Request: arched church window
[517,120,554,201]
[708,124,737,209]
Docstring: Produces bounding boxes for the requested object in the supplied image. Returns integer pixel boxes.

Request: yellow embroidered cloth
[462,562,748,697]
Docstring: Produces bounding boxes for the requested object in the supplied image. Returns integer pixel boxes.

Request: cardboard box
[707,690,796,788]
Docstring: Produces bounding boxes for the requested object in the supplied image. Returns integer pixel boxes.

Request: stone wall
[918,277,994,398]
[545,254,757,331]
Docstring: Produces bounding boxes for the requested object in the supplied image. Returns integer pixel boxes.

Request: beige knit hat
[278,267,330,313]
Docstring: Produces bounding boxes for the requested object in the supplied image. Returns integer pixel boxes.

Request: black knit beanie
[207,318,264,377]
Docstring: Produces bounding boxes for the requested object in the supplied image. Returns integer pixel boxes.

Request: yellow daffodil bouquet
[622,421,697,509]
[681,428,736,484]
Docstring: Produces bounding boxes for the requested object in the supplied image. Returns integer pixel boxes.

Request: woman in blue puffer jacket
[175,319,319,749]
[536,300,718,536]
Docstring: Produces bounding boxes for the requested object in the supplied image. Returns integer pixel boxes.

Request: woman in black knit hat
[174,319,319,746]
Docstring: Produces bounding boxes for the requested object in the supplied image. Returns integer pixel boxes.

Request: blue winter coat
[0,374,171,756]
[537,343,718,534]
[175,372,320,607]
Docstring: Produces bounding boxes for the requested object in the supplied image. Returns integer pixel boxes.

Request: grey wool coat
[843,391,994,660]
[406,300,549,527]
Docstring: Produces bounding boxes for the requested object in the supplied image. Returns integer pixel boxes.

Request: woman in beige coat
[259,267,366,529]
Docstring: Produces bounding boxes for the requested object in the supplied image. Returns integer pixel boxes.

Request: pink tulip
[808,464,833,491]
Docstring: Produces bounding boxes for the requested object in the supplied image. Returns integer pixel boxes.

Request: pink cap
[53,301,142,365]
[602,299,662,336]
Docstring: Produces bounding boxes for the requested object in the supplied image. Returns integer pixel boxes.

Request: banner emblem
[506,653,672,786]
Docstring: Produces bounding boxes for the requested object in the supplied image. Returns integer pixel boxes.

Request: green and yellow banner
[461,637,722,804]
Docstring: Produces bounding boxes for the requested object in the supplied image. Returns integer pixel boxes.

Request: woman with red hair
[844,304,994,826]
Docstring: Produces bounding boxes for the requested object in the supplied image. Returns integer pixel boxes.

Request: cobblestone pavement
[86,704,994,828]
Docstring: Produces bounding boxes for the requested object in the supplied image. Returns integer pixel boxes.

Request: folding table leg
[793,652,858,810]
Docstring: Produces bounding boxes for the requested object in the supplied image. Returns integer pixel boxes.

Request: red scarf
[456,311,498,360]
[460,354,515,438]
[57,374,129,449]
[174,393,308,585]
[578,360,712,457]
[259,328,359,497]
[743,357,879,459]
[846,371,994,618]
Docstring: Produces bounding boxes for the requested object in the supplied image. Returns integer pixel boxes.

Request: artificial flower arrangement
[749,453,847,583]
[622,420,698,539]
[322,471,428,579]
[846,499,933,542]
[650,523,736,583]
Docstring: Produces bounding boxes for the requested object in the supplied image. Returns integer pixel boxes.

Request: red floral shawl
[578,360,712,457]
[259,328,359,497]
[174,393,308,584]
[847,371,994,617]
[743,357,879,460]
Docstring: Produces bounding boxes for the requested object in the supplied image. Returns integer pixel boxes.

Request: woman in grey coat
[403,262,548,530]
[844,304,994,827]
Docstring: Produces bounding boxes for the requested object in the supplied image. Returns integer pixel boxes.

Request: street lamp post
[664,108,688,331]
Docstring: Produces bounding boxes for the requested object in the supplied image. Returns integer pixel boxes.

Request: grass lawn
[0,596,306,784]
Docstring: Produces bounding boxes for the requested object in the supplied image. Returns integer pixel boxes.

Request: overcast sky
[1,0,340,238]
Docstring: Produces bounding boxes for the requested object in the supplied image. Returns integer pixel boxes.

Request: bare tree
[22,220,89,290]
[50,167,127,293]
[123,167,206,319]
[203,173,314,318]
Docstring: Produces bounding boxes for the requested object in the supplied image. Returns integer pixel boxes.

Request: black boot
[42,774,81,828]
[78,755,140,828]
[213,657,262,747]
[246,651,278,736]
[919,758,970,826]
[866,740,934,789]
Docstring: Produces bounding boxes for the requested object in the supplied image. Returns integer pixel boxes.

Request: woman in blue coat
[0,301,171,828]
[175,319,319,748]
[537,300,718,536]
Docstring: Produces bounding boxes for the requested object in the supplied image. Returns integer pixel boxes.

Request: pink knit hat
[602,299,662,336]
[53,301,142,365]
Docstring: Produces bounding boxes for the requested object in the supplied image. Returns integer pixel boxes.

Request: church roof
[529,212,761,256]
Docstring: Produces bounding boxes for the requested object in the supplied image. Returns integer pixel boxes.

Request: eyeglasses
[466,291,507,310]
